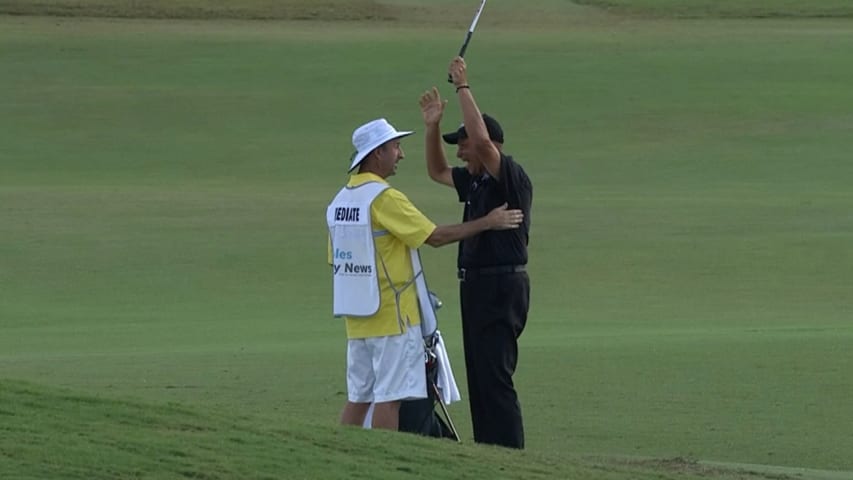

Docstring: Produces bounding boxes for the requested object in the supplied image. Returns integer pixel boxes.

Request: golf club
[448,0,487,83]
[432,383,461,442]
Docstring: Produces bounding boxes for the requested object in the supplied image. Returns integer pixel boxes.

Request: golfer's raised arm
[449,57,501,179]
[419,87,453,187]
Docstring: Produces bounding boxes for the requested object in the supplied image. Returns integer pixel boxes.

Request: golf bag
[396,252,462,440]
[398,330,460,441]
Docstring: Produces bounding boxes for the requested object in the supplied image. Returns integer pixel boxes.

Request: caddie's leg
[342,338,374,426]
[371,401,401,430]
[372,326,427,430]
[340,402,371,426]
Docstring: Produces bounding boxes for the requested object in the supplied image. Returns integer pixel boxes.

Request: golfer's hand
[449,56,468,88]
[485,203,523,230]
[419,87,447,126]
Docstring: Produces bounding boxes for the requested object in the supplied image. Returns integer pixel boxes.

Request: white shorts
[346,326,427,403]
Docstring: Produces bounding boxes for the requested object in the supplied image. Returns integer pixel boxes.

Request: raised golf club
[448,0,486,83]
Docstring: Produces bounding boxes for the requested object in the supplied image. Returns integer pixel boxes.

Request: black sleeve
[497,154,532,209]
[452,166,472,203]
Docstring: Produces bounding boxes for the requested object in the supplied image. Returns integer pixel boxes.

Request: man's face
[375,140,404,177]
[455,137,482,174]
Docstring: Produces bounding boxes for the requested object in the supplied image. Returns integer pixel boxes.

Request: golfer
[327,117,523,431]
[418,57,533,448]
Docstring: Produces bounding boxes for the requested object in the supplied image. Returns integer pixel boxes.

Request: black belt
[457,265,526,281]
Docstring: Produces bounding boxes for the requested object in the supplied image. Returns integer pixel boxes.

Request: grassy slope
[3,380,847,480]
[2,1,853,478]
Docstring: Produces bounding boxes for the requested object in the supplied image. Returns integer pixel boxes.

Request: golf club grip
[447,32,474,83]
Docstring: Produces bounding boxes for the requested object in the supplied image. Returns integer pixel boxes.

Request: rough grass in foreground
[0,379,826,480]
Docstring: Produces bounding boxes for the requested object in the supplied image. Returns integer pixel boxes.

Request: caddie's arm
[425,203,522,247]
[419,87,453,187]
[449,56,502,179]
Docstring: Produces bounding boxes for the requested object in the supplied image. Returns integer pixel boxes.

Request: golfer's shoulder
[501,154,531,184]
[501,153,522,169]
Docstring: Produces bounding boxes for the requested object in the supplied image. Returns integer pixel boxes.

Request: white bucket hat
[349,118,414,172]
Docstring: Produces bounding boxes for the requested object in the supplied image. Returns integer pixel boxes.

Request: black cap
[442,113,504,145]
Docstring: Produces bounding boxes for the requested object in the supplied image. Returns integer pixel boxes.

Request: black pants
[459,271,529,449]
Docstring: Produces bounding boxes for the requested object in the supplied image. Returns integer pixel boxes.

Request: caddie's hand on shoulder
[419,87,447,126]
[449,56,468,88]
[485,202,523,230]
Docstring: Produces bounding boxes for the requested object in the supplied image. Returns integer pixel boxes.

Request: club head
[428,290,443,310]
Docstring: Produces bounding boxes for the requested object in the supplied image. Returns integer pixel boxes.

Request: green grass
[4,380,850,480]
[2,1,853,478]
[573,0,853,18]
[4,0,853,21]
[0,0,396,20]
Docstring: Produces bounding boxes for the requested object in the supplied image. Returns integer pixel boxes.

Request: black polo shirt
[452,153,533,269]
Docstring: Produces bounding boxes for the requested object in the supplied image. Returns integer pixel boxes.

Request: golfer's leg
[464,325,488,442]
[461,281,489,442]
[480,321,524,448]
[469,337,498,443]
[476,274,527,448]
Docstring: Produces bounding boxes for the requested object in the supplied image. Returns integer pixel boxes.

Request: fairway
[2,1,853,478]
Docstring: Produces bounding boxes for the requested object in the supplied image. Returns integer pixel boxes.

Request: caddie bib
[327,181,389,316]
